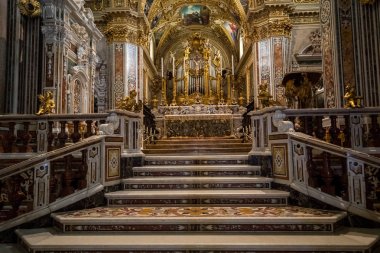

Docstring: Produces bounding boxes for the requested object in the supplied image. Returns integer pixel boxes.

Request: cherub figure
[36,91,55,115]
[117,90,143,112]
[344,83,361,108]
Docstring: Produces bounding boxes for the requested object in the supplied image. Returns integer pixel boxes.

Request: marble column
[109,43,142,108]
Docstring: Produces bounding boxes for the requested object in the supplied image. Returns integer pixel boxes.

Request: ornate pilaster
[321,0,338,108]
[41,0,102,113]
[247,2,293,106]
[91,2,149,109]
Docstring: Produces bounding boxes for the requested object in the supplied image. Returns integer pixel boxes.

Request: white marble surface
[16,227,380,251]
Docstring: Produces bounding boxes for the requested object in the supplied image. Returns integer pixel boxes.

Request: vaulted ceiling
[142,0,249,62]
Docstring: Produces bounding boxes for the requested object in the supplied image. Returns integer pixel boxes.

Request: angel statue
[36,91,55,115]
[117,90,143,113]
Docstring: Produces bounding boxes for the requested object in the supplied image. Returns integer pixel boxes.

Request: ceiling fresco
[144,0,247,59]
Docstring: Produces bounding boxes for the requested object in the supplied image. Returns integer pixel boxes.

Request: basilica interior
[0,0,380,252]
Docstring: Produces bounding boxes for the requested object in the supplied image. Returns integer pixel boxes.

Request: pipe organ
[160,33,235,106]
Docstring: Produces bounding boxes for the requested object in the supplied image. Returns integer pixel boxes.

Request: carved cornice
[250,18,292,41]
[100,11,149,47]
[290,11,320,24]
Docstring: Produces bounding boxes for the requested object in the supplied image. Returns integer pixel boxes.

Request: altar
[154,104,245,138]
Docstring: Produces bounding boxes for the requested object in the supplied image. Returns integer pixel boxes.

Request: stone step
[144,154,248,166]
[105,189,289,206]
[142,147,251,155]
[16,227,380,252]
[155,137,243,144]
[51,206,346,233]
[123,177,272,190]
[145,143,252,150]
[133,165,261,177]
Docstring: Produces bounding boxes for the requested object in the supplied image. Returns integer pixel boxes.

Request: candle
[172,56,175,75]
[220,56,222,73]
[161,57,164,78]
[232,55,234,76]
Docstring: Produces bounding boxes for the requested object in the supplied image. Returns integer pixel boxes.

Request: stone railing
[0,135,123,232]
[249,107,380,222]
[0,113,108,155]
[283,107,380,154]
[0,110,143,157]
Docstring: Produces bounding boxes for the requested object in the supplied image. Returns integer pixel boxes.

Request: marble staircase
[14,138,380,252]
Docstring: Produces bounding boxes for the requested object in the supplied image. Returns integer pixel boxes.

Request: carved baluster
[329,116,340,145]
[61,155,74,197]
[343,115,351,148]
[84,120,93,138]
[368,114,380,147]
[321,152,335,195]
[304,116,313,136]
[71,120,81,143]
[78,149,88,189]
[20,122,32,152]
[4,122,16,153]
[314,116,325,139]
[306,146,318,187]
[58,121,68,147]
[47,121,55,151]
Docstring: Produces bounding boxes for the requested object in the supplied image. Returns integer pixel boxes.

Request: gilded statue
[117,90,143,112]
[212,50,221,69]
[258,82,273,108]
[285,72,312,108]
[344,83,362,108]
[36,91,55,115]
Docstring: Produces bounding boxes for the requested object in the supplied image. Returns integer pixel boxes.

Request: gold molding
[360,0,377,4]
[18,0,41,18]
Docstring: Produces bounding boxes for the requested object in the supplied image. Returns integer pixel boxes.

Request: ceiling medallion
[18,0,41,18]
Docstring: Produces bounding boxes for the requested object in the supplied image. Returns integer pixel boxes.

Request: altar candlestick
[161,57,164,78]
[172,56,175,75]
[232,55,234,76]
[220,56,223,73]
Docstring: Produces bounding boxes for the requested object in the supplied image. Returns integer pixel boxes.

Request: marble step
[144,154,248,166]
[133,165,261,177]
[51,206,346,233]
[145,143,252,149]
[142,147,251,155]
[16,227,380,252]
[105,189,289,206]
[123,177,272,190]
[155,137,243,144]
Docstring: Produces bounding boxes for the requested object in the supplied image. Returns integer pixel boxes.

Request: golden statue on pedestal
[36,91,55,115]
[344,83,362,108]
[117,90,143,113]
[258,82,275,108]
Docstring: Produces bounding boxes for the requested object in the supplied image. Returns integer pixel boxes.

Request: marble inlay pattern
[108,197,287,205]
[125,183,270,189]
[59,206,339,218]
[133,171,258,177]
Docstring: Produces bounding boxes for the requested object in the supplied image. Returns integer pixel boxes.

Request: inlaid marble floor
[58,206,341,218]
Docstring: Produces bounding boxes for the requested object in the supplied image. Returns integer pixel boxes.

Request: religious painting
[151,13,162,29]
[181,5,210,26]
[144,0,154,16]
[223,21,239,41]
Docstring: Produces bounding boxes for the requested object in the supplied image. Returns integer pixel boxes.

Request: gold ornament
[117,90,143,112]
[18,0,41,18]
[36,91,55,115]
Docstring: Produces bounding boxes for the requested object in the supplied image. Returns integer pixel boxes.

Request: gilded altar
[154,104,245,138]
